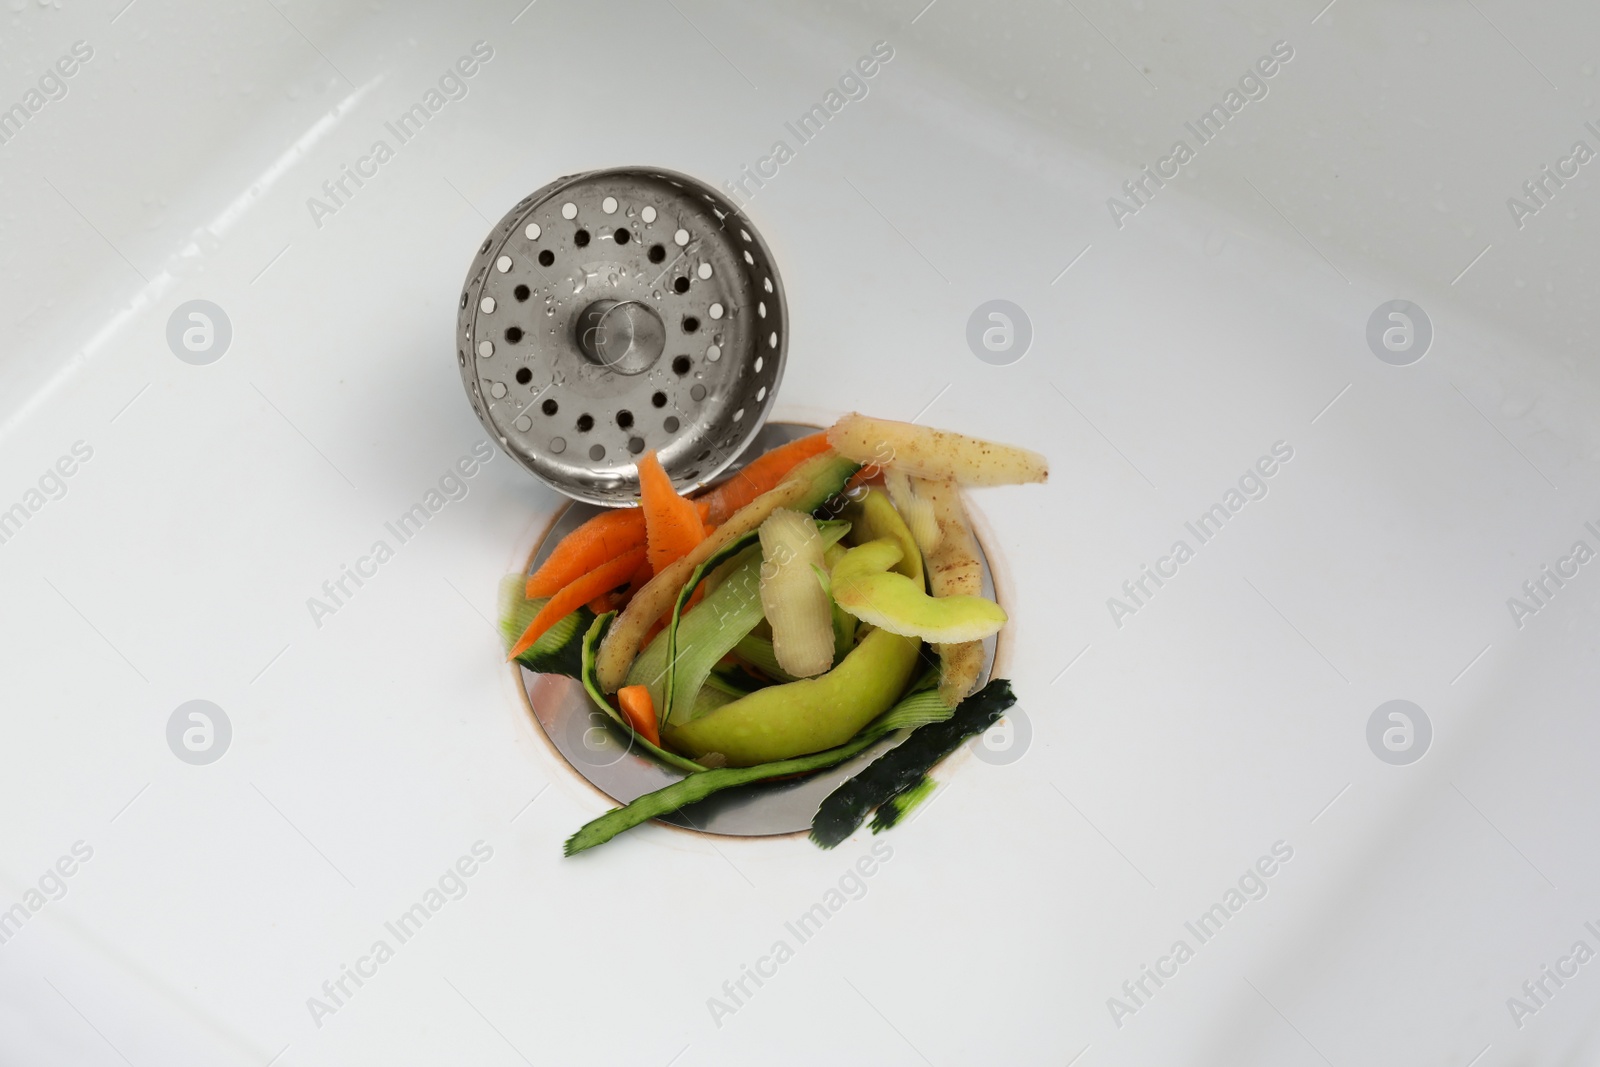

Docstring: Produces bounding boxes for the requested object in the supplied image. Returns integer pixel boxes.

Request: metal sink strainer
[457,167,788,505]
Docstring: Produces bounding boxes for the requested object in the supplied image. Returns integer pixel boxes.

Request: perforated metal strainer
[457,167,789,504]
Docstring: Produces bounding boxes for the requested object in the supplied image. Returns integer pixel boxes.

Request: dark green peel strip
[564,735,881,857]
[810,678,1015,849]
[562,686,960,856]
[870,776,937,833]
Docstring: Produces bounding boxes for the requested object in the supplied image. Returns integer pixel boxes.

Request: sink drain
[514,425,1000,837]
[457,167,788,505]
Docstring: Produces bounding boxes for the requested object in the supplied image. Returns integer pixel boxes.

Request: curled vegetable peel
[831,539,1008,644]
[594,451,859,693]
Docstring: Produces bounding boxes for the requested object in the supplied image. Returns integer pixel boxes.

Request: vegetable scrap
[498,414,1048,854]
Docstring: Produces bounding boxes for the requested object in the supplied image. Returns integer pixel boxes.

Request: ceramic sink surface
[2,1,1599,1064]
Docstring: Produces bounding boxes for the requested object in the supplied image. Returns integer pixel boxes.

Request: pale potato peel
[595,451,846,693]
[914,475,986,704]
[884,469,941,558]
[827,413,1048,487]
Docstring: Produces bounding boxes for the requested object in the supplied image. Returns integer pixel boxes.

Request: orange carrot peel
[616,685,660,746]
[696,433,831,525]
[525,509,646,598]
[508,545,647,661]
[638,450,707,577]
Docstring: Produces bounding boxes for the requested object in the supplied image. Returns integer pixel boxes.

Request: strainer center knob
[574,298,664,376]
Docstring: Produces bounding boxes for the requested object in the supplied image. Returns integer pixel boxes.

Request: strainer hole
[589,444,605,460]
[756,386,766,402]
[648,244,666,263]
[505,326,524,343]
[769,332,778,348]
[697,449,711,461]
[538,249,555,267]
[576,414,594,432]
[617,410,634,429]
[542,398,559,416]
[651,391,667,408]
[763,277,773,293]
[733,408,745,422]
[664,416,680,432]
[627,437,645,455]
[514,284,531,301]
[672,356,692,375]
[515,367,533,384]
[614,229,630,245]
[690,384,707,401]
[673,277,690,294]
[682,316,700,334]
[551,437,567,453]
[743,251,754,265]
[574,229,591,247]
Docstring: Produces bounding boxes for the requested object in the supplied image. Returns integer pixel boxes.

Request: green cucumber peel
[660,538,765,727]
[705,666,764,696]
[499,577,595,679]
[579,613,708,775]
[660,521,852,727]
[809,679,1016,849]
[833,539,1007,644]
[870,775,937,833]
[732,634,797,683]
[816,563,859,664]
[562,679,963,857]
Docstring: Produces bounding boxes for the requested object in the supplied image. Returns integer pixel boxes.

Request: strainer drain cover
[457,167,788,505]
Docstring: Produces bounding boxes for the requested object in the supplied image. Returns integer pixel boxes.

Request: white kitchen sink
[2,1,1598,1063]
